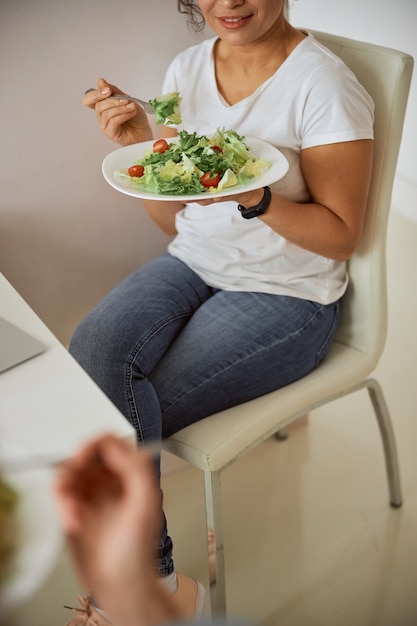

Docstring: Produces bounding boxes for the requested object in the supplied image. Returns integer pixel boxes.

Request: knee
[69,314,95,365]
[69,309,113,369]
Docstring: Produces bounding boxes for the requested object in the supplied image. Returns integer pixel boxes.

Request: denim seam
[124,311,194,440]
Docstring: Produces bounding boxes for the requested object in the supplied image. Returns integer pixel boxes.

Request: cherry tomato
[210,145,223,153]
[153,139,170,153]
[128,164,145,178]
[200,171,221,188]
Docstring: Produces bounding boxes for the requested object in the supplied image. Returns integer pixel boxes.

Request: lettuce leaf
[149,92,182,126]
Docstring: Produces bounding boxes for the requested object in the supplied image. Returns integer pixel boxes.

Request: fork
[84,88,154,114]
[1,441,162,473]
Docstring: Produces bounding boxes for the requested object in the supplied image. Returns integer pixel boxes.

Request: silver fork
[84,88,154,115]
[1,441,162,473]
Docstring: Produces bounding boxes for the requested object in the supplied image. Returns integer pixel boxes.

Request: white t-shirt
[162,33,374,304]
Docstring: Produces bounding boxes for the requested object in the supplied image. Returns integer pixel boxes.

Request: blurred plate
[0,445,62,617]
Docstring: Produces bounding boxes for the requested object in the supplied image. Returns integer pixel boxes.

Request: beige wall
[0,0,204,345]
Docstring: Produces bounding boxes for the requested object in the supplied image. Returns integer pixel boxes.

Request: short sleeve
[300,61,374,149]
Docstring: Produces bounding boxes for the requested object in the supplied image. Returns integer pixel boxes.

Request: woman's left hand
[195,187,264,207]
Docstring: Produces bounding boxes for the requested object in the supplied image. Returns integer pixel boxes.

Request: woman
[69,0,373,620]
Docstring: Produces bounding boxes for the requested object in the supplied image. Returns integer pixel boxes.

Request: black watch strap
[238,186,271,219]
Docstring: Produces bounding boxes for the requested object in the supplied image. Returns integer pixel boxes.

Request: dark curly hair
[177,0,205,32]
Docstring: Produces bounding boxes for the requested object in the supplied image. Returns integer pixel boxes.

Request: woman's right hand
[83,77,153,146]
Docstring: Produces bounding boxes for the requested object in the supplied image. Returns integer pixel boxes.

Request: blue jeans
[69,253,340,576]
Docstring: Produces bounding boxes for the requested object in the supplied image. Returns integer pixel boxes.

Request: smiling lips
[218,15,253,29]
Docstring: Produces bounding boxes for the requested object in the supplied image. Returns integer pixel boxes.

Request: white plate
[0,456,62,616]
[102,136,289,202]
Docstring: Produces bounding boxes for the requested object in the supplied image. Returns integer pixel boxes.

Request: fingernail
[126,102,135,109]
[101,87,110,95]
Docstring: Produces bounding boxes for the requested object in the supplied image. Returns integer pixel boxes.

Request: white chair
[163,31,414,615]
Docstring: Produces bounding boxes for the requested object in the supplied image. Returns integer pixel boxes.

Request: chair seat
[163,342,375,472]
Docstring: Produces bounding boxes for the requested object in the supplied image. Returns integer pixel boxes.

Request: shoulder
[162,37,216,93]
[291,33,374,121]
[287,34,374,147]
[296,33,371,99]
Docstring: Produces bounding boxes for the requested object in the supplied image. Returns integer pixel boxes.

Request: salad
[115,128,271,196]
[149,92,182,126]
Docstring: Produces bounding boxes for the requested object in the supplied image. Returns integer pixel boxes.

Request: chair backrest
[310,31,413,364]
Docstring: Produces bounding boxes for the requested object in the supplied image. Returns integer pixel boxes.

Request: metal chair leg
[198,381,400,618]
[365,378,402,507]
[204,470,227,615]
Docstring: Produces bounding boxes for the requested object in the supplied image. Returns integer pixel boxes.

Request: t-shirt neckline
[209,32,312,109]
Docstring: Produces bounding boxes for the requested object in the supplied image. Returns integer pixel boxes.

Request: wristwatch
[238,186,271,219]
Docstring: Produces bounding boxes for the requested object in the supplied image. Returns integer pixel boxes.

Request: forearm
[239,140,372,261]
[259,193,361,261]
[142,199,184,236]
[222,184,359,262]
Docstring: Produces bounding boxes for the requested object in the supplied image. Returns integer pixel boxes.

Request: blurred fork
[84,88,154,115]
[1,441,162,473]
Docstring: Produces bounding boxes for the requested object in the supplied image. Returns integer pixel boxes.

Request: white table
[0,273,135,461]
[0,273,135,625]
